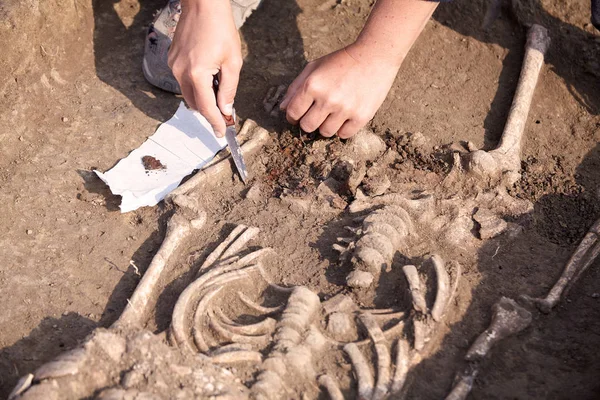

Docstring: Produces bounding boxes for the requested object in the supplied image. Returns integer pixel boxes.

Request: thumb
[217,61,241,116]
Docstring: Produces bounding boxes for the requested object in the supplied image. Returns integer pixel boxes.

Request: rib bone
[402,265,428,314]
[344,342,374,400]
[359,313,391,400]
[431,254,450,322]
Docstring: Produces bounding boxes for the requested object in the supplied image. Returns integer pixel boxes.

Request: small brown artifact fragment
[142,155,166,171]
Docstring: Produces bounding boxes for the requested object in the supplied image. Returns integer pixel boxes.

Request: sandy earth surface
[1,0,600,398]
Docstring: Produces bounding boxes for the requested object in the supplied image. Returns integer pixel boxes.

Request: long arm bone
[445,369,478,400]
[467,24,550,185]
[117,211,206,327]
[168,121,270,200]
[522,218,600,313]
[465,297,531,361]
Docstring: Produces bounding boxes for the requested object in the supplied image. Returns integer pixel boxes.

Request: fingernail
[279,97,289,110]
[223,103,233,116]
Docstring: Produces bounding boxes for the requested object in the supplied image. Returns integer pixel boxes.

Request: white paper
[95,102,227,212]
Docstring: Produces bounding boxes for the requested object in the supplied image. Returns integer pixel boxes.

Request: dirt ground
[1,0,600,398]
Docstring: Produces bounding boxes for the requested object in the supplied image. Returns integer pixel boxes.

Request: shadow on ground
[434,0,600,149]
[405,150,600,398]
[91,0,306,128]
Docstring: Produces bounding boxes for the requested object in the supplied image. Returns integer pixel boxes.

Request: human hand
[168,0,242,137]
[279,45,400,139]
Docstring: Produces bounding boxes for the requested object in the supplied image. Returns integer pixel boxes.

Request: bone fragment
[344,342,375,400]
[252,287,320,400]
[221,226,261,260]
[353,246,387,275]
[168,122,270,199]
[198,225,247,273]
[117,211,206,327]
[413,319,427,352]
[402,265,428,314]
[369,311,405,321]
[34,348,88,381]
[263,85,286,116]
[354,320,406,346]
[211,350,263,365]
[445,370,477,400]
[522,218,600,313]
[327,312,355,340]
[474,208,508,240]
[190,286,223,352]
[465,297,531,361]
[209,309,272,346]
[238,292,284,315]
[323,293,359,315]
[8,374,33,400]
[273,287,321,350]
[172,261,260,351]
[318,375,345,400]
[431,255,451,322]
[347,270,375,288]
[390,338,410,394]
[211,343,253,354]
[356,232,395,265]
[467,25,550,185]
[218,315,277,336]
[359,313,391,400]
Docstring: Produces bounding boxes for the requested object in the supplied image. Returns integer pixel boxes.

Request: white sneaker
[142,0,263,93]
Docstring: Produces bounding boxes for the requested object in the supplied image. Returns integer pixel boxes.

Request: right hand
[168,0,242,137]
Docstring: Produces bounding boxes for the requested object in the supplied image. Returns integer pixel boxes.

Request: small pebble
[26,229,32,235]
[61,117,69,122]
[591,293,599,299]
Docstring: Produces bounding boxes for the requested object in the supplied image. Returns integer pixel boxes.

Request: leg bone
[522,218,600,313]
[465,297,531,361]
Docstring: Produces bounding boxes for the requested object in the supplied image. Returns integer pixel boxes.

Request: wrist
[345,39,405,70]
[181,0,232,13]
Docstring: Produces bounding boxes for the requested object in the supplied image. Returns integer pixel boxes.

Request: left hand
[280,45,400,139]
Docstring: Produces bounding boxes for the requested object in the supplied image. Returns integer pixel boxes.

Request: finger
[337,119,364,139]
[280,78,302,110]
[216,60,242,116]
[193,73,227,137]
[180,84,198,111]
[285,88,315,125]
[280,66,312,110]
[299,102,330,133]
[318,113,348,138]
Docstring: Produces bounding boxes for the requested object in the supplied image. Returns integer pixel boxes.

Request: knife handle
[213,76,236,127]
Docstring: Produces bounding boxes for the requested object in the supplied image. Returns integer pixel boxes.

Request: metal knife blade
[212,76,248,184]
[224,112,248,184]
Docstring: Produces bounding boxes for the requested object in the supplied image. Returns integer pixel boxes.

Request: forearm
[347,0,438,67]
